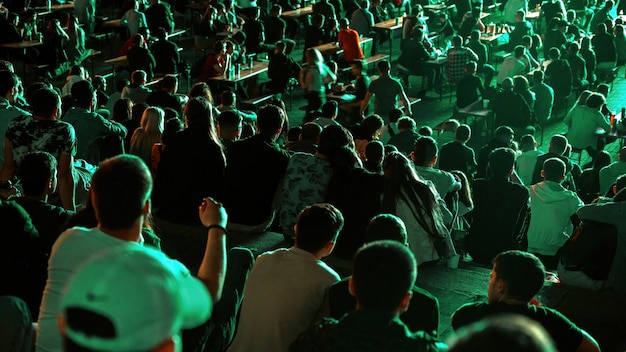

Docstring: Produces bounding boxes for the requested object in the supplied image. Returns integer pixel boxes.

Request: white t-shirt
[36,227,141,352]
[228,247,339,352]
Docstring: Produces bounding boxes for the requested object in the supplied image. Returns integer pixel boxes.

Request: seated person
[267,42,301,95]
[388,117,420,157]
[465,148,530,265]
[292,240,440,351]
[456,61,483,109]
[197,41,229,82]
[338,18,364,63]
[328,214,440,336]
[458,7,485,38]
[127,33,157,81]
[564,92,610,161]
[545,47,573,100]
[502,10,534,52]
[146,74,184,115]
[492,78,532,135]
[397,27,442,92]
[438,124,478,180]
[452,250,601,352]
[497,45,527,85]
[121,70,152,104]
[150,27,180,74]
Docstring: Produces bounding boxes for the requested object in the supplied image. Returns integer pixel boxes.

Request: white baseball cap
[59,245,212,351]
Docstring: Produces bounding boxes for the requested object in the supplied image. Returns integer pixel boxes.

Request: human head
[596,83,610,98]
[377,60,391,75]
[59,245,212,352]
[349,59,365,77]
[92,75,106,91]
[0,60,14,72]
[132,33,144,47]
[71,80,96,109]
[418,126,432,136]
[388,108,403,124]
[364,214,408,244]
[515,9,526,22]
[188,82,214,104]
[397,116,416,132]
[455,124,471,142]
[131,70,148,85]
[0,70,19,101]
[585,93,605,110]
[548,47,560,60]
[520,134,537,152]
[111,98,133,123]
[487,147,516,179]
[470,30,481,41]
[541,157,566,182]
[448,315,556,352]
[513,75,529,92]
[317,125,354,156]
[339,17,349,29]
[620,146,626,161]
[350,240,417,312]
[488,250,545,303]
[217,110,242,140]
[514,45,526,59]
[141,107,165,134]
[312,13,325,27]
[184,97,217,141]
[161,75,178,93]
[294,203,344,254]
[300,122,322,143]
[412,136,438,166]
[321,100,338,119]
[32,88,61,119]
[17,151,57,197]
[271,4,282,15]
[257,104,285,138]
[533,70,545,84]
[365,140,384,163]
[361,114,385,139]
[494,126,514,145]
[452,35,463,48]
[548,134,568,155]
[501,77,514,91]
[90,155,152,231]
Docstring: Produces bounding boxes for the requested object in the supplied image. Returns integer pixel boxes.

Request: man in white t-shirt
[412,136,461,199]
[228,203,343,352]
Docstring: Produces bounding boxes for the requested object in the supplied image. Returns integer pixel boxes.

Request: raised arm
[58,153,76,211]
[197,197,228,302]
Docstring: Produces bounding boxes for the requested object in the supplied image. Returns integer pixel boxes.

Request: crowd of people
[0,0,625,350]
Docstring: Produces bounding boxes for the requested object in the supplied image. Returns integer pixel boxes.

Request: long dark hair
[381,152,445,237]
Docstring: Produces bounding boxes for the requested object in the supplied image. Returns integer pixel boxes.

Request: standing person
[360,61,412,118]
[127,34,157,81]
[73,0,96,34]
[292,240,441,351]
[465,148,530,265]
[120,0,148,35]
[300,48,336,110]
[338,18,364,63]
[452,250,601,352]
[526,158,584,269]
[228,203,343,352]
[150,27,180,74]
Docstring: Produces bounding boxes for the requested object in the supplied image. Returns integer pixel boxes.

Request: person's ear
[348,277,356,297]
[399,291,412,312]
[152,336,176,352]
[143,199,151,216]
[497,278,506,295]
[540,169,545,178]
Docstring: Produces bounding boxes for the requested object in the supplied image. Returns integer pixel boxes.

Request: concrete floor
[18,11,626,351]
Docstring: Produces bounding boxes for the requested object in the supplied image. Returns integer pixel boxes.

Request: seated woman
[130,106,164,166]
[197,41,229,83]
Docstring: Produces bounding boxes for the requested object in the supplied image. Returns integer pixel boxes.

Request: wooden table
[0,40,44,75]
[35,3,75,16]
[281,5,313,20]
[103,18,124,28]
[480,32,502,62]
[373,18,403,57]
[312,37,373,57]
[209,61,269,92]
[457,99,494,136]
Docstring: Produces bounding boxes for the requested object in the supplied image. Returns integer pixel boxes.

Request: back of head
[495,126,514,143]
[318,125,354,156]
[185,97,214,133]
[90,155,152,230]
[59,245,212,352]
[321,100,338,118]
[71,80,95,108]
[533,70,544,83]
[596,83,610,98]
[287,126,302,142]
[594,150,611,169]
[220,90,236,106]
[449,315,556,352]
[364,214,408,244]
[452,35,463,47]
[17,152,57,197]
[0,70,18,97]
[418,126,432,136]
[513,75,529,91]
[361,114,384,136]
[549,47,560,60]
[295,203,344,253]
[520,134,537,151]
[549,134,568,155]
[470,29,480,41]
[161,75,178,91]
[155,27,167,40]
[257,104,285,137]
[493,250,545,301]
[132,33,143,46]
[412,136,438,166]
[301,122,322,142]
[455,124,471,141]
[32,88,60,118]
[131,70,147,84]
[377,60,390,73]
[116,78,130,93]
[352,240,417,311]
[218,110,242,131]
[339,17,349,28]
[501,77,514,90]
[0,60,14,73]
[488,147,516,178]
[397,117,416,131]
[620,146,626,161]
[514,45,525,58]
[585,93,605,110]
[542,157,566,182]
[365,140,384,161]
[388,108,403,123]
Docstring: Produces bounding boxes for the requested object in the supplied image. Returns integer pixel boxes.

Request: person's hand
[199,197,227,229]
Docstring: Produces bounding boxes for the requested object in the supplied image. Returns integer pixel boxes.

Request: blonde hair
[130,107,165,161]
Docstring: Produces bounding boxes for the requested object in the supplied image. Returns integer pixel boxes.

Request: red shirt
[338,28,364,62]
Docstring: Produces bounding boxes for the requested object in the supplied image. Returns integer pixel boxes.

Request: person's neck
[24,193,47,202]
[98,220,142,242]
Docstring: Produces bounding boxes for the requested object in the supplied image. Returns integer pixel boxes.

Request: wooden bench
[84,50,101,76]
[240,92,274,110]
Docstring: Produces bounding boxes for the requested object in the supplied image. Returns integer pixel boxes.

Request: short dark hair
[287,126,301,141]
[32,88,61,118]
[90,155,152,230]
[585,93,605,109]
[455,124,471,141]
[155,27,167,40]
[71,80,95,108]
[514,45,526,58]
[218,110,242,130]
[377,60,390,72]
[397,117,416,131]
[317,125,354,156]
[301,122,322,142]
[0,70,19,96]
[295,203,344,253]
[17,152,57,196]
[364,214,408,244]
[549,134,568,155]
[488,147,516,178]
[321,100,338,118]
[412,136,438,166]
[493,250,545,301]
[257,104,285,136]
[361,114,384,136]
[388,108,403,123]
[352,240,417,311]
[542,157,566,182]
[365,140,384,161]
[220,90,236,106]
[161,75,177,90]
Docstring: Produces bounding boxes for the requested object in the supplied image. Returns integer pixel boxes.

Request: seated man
[328,214,440,336]
[564,92,610,161]
[222,105,290,231]
[121,70,152,104]
[388,117,420,157]
[476,126,515,179]
[338,18,364,63]
[127,33,157,81]
[452,250,601,352]
[545,47,573,100]
[492,78,532,136]
[397,28,442,92]
[150,27,180,74]
[412,136,461,200]
[516,134,543,186]
[438,124,478,180]
[63,80,127,165]
[599,146,626,195]
[292,240,440,351]
[446,35,479,84]
[229,203,343,351]
[503,10,534,52]
[526,158,584,269]
[497,45,527,85]
[530,134,578,186]
[267,42,301,96]
[456,61,483,109]
[465,148,530,265]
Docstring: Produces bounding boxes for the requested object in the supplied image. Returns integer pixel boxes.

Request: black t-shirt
[305,26,325,50]
[452,301,583,352]
[12,197,73,254]
[243,19,265,53]
[146,90,181,115]
[456,74,483,108]
[265,16,286,44]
